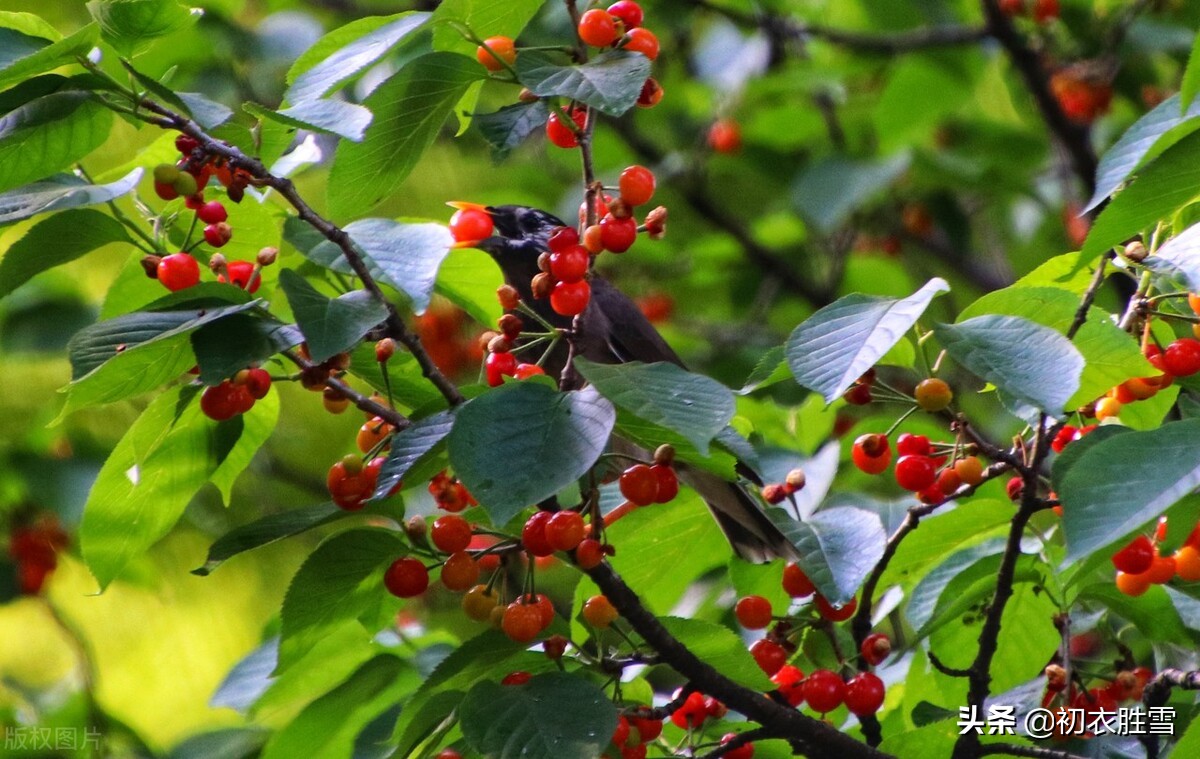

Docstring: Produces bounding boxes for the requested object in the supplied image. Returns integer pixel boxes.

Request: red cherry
[607,0,643,29]
[549,245,590,283]
[629,712,662,743]
[844,673,886,716]
[1033,0,1059,23]
[1006,476,1024,502]
[545,510,586,552]
[200,381,253,421]
[895,433,931,457]
[548,226,580,252]
[485,350,518,387]
[599,214,637,253]
[219,260,260,292]
[440,551,479,591]
[782,563,815,598]
[476,35,516,72]
[669,692,708,729]
[771,664,805,706]
[522,511,555,557]
[514,363,545,379]
[577,8,619,47]
[894,455,937,491]
[575,538,605,569]
[546,108,586,148]
[618,165,656,207]
[204,222,232,248]
[157,253,201,291]
[1112,534,1155,575]
[501,670,531,686]
[431,515,472,553]
[814,593,856,622]
[449,208,494,243]
[619,464,658,506]
[240,367,271,399]
[650,464,678,503]
[197,201,227,224]
[550,279,591,316]
[611,716,630,748]
[734,595,773,629]
[749,638,787,675]
[861,633,891,665]
[707,119,742,153]
[1163,338,1200,377]
[501,601,544,643]
[622,28,659,61]
[851,434,891,475]
[384,557,429,597]
[719,734,754,759]
[801,669,845,714]
[637,77,663,108]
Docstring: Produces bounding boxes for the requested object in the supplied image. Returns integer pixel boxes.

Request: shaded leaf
[430,0,545,56]
[194,503,346,576]
[517,50,651,116]
[659,617,772,690]
[1145,221,1200,292]
[448,383,615,525]
[87,0,193,56]
[0,169,141,225]
[475,100,549,160]
[279,269,388,363]
[786,278,949,403]
[1181,31,1200,113]
[0,92,113,195]
[0,208,129,298]
[766,506,887,605]
[247,99,372,143]
[792,153,910,232]
[0,21,98,92]
[372,411,454,500]
[190,316,301,385]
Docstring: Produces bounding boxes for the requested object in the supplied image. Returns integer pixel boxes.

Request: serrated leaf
[286,13,429,103]
[0,22,98,92]
[448,383,615,525]
[0,92,113,196]
[1085,93,1200,212]
[0,208,129,298]
[460,672,616,759]
[574,359,734,454]
[194,503,346,576]
[786,278,949,403]
[658,617,773,690]
[328,53,480,218]
[87,0,193,56]
[936,315,1083,414]
[305,218,453,314]
[0,169,141,225]
[279,269,388,363]
[1083,129,1200,258]
[516,50,651,116]
[474,100,549,160]
[1058,419,1200,563]
[277,527,405,673]
[1181,31,1200,113]
[372,411,454,500]
[766,507,886,605]
[80,386,243,589]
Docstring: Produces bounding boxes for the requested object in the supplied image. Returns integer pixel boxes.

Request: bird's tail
[677,464,801,563]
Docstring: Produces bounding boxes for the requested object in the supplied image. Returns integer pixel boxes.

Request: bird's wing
[588,276,684,367]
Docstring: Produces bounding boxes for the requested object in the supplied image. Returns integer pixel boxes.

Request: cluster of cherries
[1039,662,1154,739]
[851,431,986,505]
[1050,68,1114,125]
[322,399,405,509]
[1111,516,1200,596]
[663,691,753,758]
[604,705,668,759]
[1093,333,1200,421]
[199,367,272,422]
[7,516,68,595]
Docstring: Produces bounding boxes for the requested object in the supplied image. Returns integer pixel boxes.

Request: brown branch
[1139,668,1200,759]
[1066,252,1112,340]
[127,94,465,407]
[928,650,972,678]
[280,349,411,430]
[584,561,895,758]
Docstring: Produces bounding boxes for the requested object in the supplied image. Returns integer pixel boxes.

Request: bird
[456,202,799,563]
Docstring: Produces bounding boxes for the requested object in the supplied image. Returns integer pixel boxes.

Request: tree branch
[280,349,411,430]
[978,743,1090,759]
[696,727,776,758]
[1139,668,1200,759]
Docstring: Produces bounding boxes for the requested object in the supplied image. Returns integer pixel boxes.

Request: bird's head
[448,202,567,265]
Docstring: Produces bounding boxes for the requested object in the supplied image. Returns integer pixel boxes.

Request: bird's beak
[446,201,497,249]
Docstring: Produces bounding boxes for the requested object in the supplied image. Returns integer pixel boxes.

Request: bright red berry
[749,638,787,675]
[623,27,659,60]
[861,633,892,665]
[719,734,754,759]
[782,563,815,598]
[502,601,544,643]
[197,201,227,224]
[576,538,605,569]
[802,669,845,714]
[894,455,937,491]
[895,433,931,457]
[582,594,619,628]
[1112,534,1155,575]
[384,557,429,598]
[548,226,580,252]
[734,595,772,629]
[501,670,531,686]
[607,1,643,29]
[200,380,253,421]
[219,260,260,292]
[157,252,201,291]
[549,245,590,283]
[440,551,479,591]
[618,165,656,207]
[485,350,518,387]
[650,464,678,503]
[1006,476,1024,502]
[707,119,742,153]
[844,672,886,716]
[514,363,545,379]
[1164,338,1200,377]
[637,78,663,108]
[546,108,586,148]
[204,222,232,247]
[545,510,586,552]
[431,515,472,554]
[476,35,516,72]
[238,367,271,399]
[449,208,494,243]
[599,213,637,253]
[669,691,708,729]
[814,593,856,622]
[619,464,658,506]
[522,511,555,557]
[851,434,891,475]
[771,664,805,706]
[550,279,591,316]
[578,9,619,47]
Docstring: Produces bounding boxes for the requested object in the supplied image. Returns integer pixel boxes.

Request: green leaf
[1058,419,1200,562]
[475,100,549,160]
[1086,93,1200,212]
[261,655,417,759]
[0,169,141,224]
[658,617,773,690]
[1083,129,1200,259]
[879,499,1015,591]
[286,12,430,104]
[305,219,453,313]
[786,278,949,403]
[279,269,388,363]
[209,388,280,504]
[460,672,617,759]
[1146,221,1200,292]
[574,359,734,454]
[1077,583,1192,645]
[0,22,98,92]
[0,92,113,196]
[190,316,301,386]
[194,503,346,576]
[80,386,236,589]
[372,411,454,500]
[766,507,886,605]
[791,153,910,232]
[516,50,651,117]
[278,527,405,673]
[448,383,615,525]
[936,315,1084,414]
[435,246,503,325]
[122,63,231,129]
[1181,30,1200,113]
[0,208,129,299]
[328,53,481,219]
[87,0,194,56]
[430,0,545,56]
[247,99,372,143]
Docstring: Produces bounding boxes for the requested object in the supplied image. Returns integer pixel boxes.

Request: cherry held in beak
[447,202,495,248]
